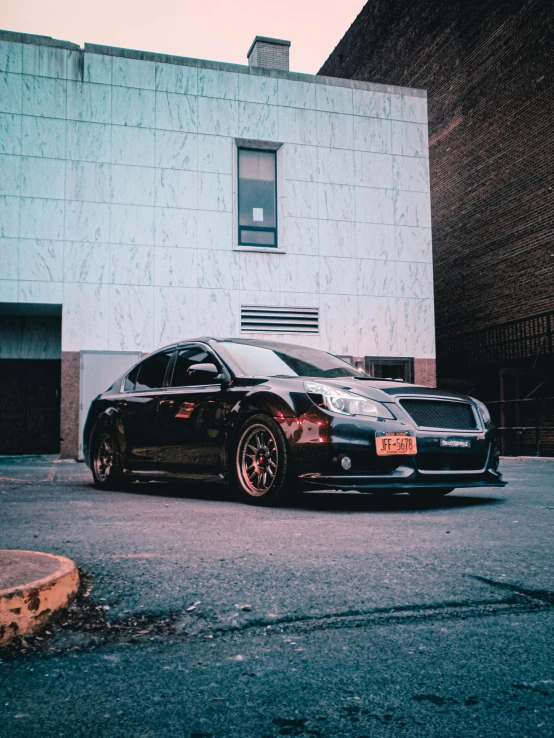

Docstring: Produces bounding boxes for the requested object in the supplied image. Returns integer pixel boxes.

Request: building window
[366,357,414,383]
[238,148,277,247]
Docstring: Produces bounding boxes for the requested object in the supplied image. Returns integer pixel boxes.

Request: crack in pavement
[3,574,554,658]
[469,574,554,606]
[204,596,545,637]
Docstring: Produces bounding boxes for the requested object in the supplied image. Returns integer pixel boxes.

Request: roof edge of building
[0,28,80,50]
[0,28,426,98]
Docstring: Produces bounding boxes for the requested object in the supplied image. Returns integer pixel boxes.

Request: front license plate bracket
[375,431,417,456]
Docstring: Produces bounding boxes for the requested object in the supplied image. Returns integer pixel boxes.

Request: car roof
[154,337,318,353]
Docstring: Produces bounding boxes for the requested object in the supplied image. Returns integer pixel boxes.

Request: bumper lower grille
[417,452,487,472]
[400,399,478,430]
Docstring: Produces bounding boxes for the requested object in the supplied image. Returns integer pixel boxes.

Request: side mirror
[187,363,226,382]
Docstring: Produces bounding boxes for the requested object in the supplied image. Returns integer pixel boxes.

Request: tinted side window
[133,352,172,391]
[170,347,220,387]
[124,365,139,392]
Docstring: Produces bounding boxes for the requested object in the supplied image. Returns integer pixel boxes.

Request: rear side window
[124,366,139,392]
[125,352,172,391]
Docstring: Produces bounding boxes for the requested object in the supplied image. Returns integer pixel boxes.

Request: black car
[84,338,505,505]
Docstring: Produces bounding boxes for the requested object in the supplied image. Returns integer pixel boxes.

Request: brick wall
[248,40,290,71]
[320,0,554,343]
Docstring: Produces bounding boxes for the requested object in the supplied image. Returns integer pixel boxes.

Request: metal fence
[485,396,554,457]
[440,311,554,365]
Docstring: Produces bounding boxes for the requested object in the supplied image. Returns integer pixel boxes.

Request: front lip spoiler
[299,468,506,490]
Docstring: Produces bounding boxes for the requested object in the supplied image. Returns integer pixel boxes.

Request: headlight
[470,397,491,425]
[305,381,395,419]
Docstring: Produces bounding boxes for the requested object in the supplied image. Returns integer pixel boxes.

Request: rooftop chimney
[247,36,291,72]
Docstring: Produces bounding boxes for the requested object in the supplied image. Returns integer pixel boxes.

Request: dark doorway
[0,359,61,454]
[0,303,62,456]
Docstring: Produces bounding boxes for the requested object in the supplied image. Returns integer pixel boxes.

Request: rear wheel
[408,487,454,500]
[91,429,127,490]
[233,415,299,506]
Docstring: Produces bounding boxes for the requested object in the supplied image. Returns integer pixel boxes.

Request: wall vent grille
[240,306,319,334]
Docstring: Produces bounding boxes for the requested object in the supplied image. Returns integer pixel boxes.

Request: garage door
[0,359,61,455]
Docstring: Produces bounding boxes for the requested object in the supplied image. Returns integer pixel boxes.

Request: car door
[117,350,173,469]
[157,344,228,474]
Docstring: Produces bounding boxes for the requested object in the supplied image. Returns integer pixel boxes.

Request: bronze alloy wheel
[237,423,279,498]
[94,433,115,484]
[92,430,127,490]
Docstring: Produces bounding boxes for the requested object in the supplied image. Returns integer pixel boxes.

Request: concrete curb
[0,551,79,647]
[501,456,554,461]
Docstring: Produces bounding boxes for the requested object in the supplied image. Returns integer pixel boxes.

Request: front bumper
[299,467,506,490]
[278,410,506,492]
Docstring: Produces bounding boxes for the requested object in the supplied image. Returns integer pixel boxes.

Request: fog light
[340,455,352,471]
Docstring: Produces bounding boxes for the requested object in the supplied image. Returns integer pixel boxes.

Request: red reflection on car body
[175,401,196,419]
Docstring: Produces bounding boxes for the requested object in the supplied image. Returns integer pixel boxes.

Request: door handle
[159,398,175,406]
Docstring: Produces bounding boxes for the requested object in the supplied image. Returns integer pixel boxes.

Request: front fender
[228,387,309,429]
[84,405,126,468]
[223,387,311,460]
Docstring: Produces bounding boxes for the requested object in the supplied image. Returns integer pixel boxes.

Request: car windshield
[220,341,368,379]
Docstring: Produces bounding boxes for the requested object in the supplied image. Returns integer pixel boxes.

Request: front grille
[400,399,478,430]
[416,453,487,472]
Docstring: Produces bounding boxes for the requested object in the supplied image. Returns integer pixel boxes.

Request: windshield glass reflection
[220,341,368,379]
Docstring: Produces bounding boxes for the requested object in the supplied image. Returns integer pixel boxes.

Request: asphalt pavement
[0,456,553,737]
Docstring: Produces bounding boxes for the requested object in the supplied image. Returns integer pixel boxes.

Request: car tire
[408,487,454,500]
[91,428,128,491]
[232,414,299,506]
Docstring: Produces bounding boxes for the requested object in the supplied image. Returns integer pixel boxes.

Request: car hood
[302,377,474,405]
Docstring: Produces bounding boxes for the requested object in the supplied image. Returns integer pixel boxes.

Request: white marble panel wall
[397,297,435,358]
[358,296,397,356]
[64,242,109,283]
[0,152,20,195]
[84,54,112,85]
[0,238,18,280]
[238,102,279,140]
[67,80,111,124]
[18,240,63,282]
[238,74,278,105]
[154,286,198,346]
[238,251,280,292]
[22,43,80,80]
[108,285,154,351]
[0,38,434,359]
[198,288,240,336]
[17,280,63,304]
[21,156,64,199]
[62,283,109,350]
[112,87,155,128]
[0,112,22,155]
[0,41,23,74]
[22,117,65,158]
[287,217,319,256]
[156,92,197,133]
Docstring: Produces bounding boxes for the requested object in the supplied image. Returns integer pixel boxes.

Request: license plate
[375,432,417,456]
